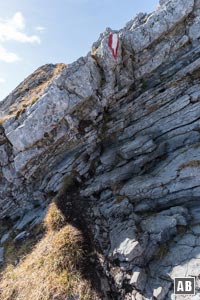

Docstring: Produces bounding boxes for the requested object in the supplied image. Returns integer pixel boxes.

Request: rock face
[1,0,200,299]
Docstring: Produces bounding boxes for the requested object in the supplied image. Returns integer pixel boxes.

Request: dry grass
[0,63,66,123]
[0,203,98,300]
[43,202,66,232]
[147,103,161,114]
[2,224,44,267]
[177,160,200,170]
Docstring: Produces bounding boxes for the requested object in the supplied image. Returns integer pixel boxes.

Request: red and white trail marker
[108,33,119,59]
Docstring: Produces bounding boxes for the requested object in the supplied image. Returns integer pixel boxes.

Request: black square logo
[174,277,195,295]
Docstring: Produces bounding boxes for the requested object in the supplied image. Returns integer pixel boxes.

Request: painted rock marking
[108,33,119,59]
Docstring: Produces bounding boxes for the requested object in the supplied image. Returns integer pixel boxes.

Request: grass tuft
[0,224,97,300]
[44,202,66,232]
[0,172,100,300]
[177,160,200,170]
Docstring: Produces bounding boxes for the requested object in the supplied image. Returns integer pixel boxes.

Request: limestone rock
[130,267,147,291]
[14,231,30,242]
[122,0,194,54]
[14,208,44,230]
[0,0,200,299]
[0,247,4,263]
[0,232,10,244]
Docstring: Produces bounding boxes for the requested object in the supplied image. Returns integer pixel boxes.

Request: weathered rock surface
[0,0,200,299]
[0,247,4,264]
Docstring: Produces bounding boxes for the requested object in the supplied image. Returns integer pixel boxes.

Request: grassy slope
[0,203,99,300]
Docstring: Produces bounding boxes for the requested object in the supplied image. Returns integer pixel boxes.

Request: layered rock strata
[1,0,200,299]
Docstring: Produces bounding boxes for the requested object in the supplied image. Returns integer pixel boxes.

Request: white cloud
[0,77,5,84]
[0,45,20,63]
[0,12,41,44]
[35,26,45,33]
[0,12,41,63]
[10,12,25,30]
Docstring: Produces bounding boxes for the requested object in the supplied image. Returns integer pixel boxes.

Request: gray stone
[123,0,194,53]
[61,57,101,99]
[192,225,200,236]
[170,263,188,279]
[119,136,156,160]
[0,145,8,166]
[2,164,17,182]
[141,215,177,235]
[100,189,113,201]
[14,231,30,242]
[120,146,200,209]
[6,86,70,151]
[130,267,147,291]
[162,245,193,266]
[0,247,4,263]
[189,17,200,41]
[114,272,124,288]
[1,231,10,244]
[176,234,196,247]
[190,90,200,102]
[186,258,200,276]
[100,198,133,219]
[159,0,170,6]
[0,0,200,299]
[14,148,44,173]
[14,208,43,230]
[190,206,200,225]
[109,220,143,262]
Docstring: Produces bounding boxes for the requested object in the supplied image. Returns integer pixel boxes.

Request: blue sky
[0,0,158,100]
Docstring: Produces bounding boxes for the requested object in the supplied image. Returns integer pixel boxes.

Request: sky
[0,0,158,100]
